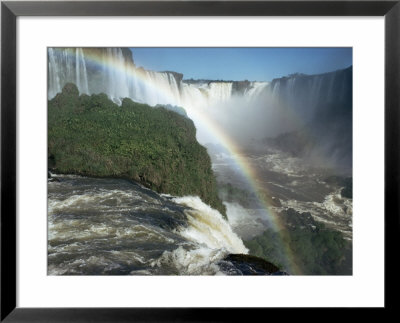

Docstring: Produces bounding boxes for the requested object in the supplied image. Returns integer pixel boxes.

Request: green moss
[48,83,226,217]
[244,222,352,275]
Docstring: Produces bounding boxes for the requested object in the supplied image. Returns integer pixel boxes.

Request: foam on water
[279,188,353,239]
[152,246,228,275]
[172,196,248,254]
[258,152,308,177]
[48,176,252,275]
[145,196,250,275]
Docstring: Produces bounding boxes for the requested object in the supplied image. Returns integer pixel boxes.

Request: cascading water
[103,48,131,101]
[48,47,352,172]
[244,82,270,98]
[269,68,351,125]
[48,175,250,275]
[75,48,89,95]
[47,47,353,275]
[47,47,350,135]
[47,48,271,112]
[48,47,136,103]
[47,47,352,172]
[208,82,233,102]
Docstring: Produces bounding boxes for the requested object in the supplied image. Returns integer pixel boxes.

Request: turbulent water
[47,149,352,276]
[48,175,250,275]
[210,147,353,241]
[47,47,352,275]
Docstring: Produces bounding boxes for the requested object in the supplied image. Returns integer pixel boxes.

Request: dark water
[48,175,252,275]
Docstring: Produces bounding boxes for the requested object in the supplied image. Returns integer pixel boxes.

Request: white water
[268,70,350,123]
[47,49,352,274]
[148,196,249,275]
[151,246,228,275]
[48,176,250,275]
[244,81,270,98]
[75,48,89,95]
[48,47,350,145]
[172,196,248,254]
[279,189,353,240]
[47,48,269,115]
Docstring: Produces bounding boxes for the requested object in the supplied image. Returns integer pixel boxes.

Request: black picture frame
[1,1,399,321]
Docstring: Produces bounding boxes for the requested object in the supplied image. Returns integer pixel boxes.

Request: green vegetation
[245,217,352,275]
[48,83,226,216]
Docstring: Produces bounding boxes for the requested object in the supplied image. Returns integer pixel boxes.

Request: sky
[130,47,352,82]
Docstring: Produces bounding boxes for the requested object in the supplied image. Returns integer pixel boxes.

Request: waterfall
[47,48,269,109]
[268,68,351,124]
[48,47,135,102]
[172,196,248,254]
[208,82,233,102]
[75,48,89,95]
[48,48,62,98]
[47,47,351,134]
[101,48,131,103]
[244,82,270,98]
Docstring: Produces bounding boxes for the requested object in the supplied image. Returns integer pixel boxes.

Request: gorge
[48,47,353,275]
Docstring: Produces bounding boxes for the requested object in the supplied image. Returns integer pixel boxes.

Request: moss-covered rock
[48,83,226,217]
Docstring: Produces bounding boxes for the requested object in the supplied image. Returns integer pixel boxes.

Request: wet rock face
[231,80,251,95]
[222,253,287,275]
[161,71,184,85]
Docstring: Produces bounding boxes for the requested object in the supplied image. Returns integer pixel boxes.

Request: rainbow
[186,107,302,275]
[50,47,303,274]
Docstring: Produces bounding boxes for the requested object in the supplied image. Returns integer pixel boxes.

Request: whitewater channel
[48,174,252,275]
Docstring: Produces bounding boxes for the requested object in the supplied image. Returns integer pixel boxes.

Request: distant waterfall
[268,69,352,123]
[48,47,136,104]
[48,47,351,130]
[47,48,270,110]
[75,48,89,95]
[244,82,269,97]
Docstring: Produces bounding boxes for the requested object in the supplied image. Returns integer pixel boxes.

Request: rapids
[47,47,352,275]
[48,175,249,275]
[209,147,353,240]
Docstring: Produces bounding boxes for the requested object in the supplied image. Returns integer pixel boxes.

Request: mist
[48,47,352,174]
[192,68,353,174]
[193,91,302,147]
